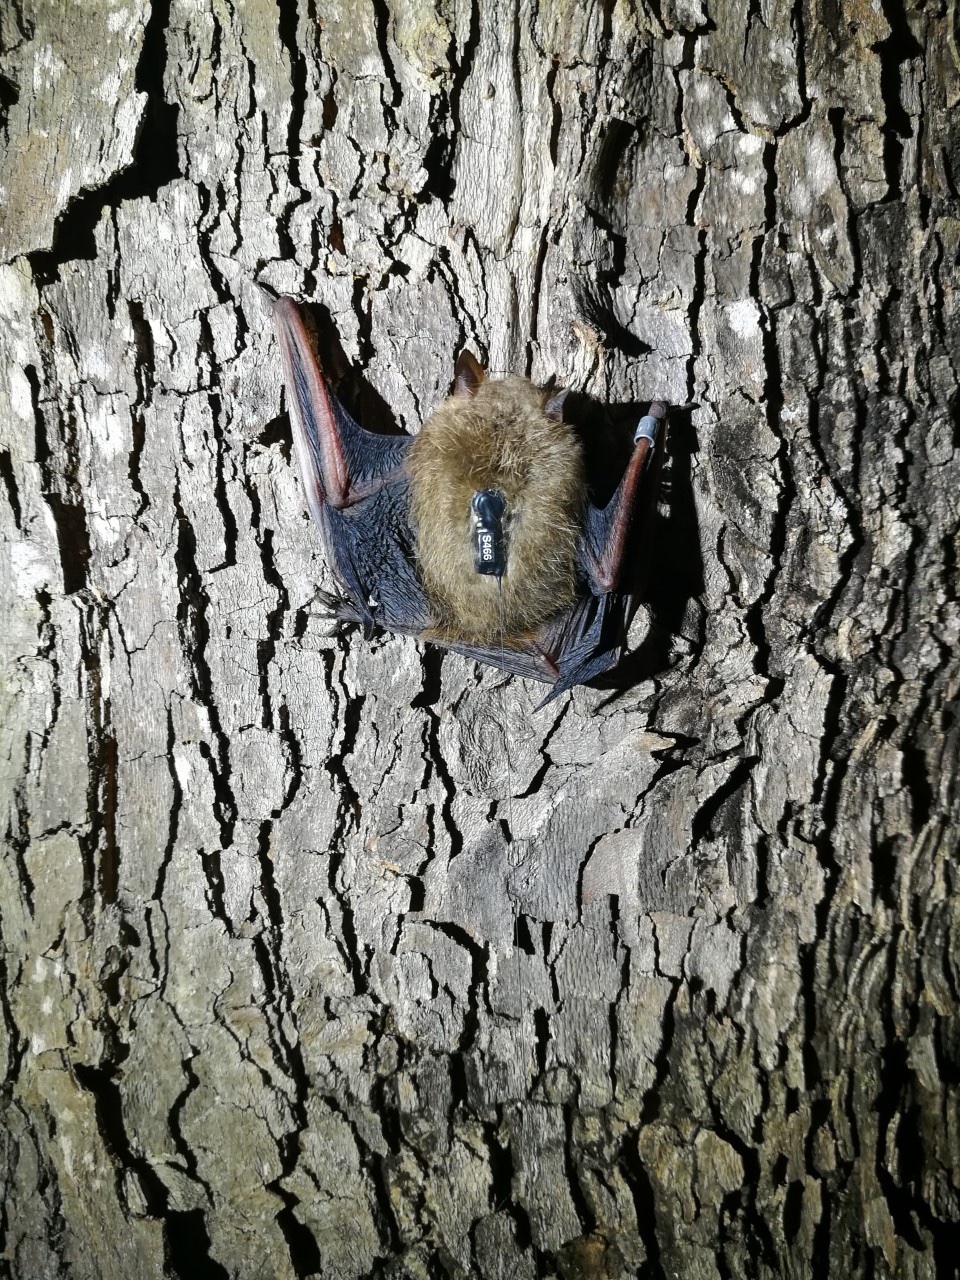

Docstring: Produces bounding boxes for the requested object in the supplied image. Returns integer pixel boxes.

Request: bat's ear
[544,386,570,422]
[454,350,486,398]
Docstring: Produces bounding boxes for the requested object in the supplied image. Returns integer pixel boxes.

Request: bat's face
[268,293,664,705]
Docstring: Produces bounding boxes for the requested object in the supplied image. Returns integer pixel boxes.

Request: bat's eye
[471,489,507,577]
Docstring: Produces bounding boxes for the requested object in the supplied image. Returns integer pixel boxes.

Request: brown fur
[407,376,586,644]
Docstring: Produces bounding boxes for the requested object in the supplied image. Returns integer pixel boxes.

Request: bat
[266,292,665,706]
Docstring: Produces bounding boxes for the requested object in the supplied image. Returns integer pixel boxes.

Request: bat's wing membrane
[271,295,432,634]
[524,405,667,705]
[320,484,433,636]
[534,593,632,704]
[271,295,411,512]
[579,403,666,594]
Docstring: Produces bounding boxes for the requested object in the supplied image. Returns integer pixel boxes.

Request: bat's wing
[536,403,667,705]
[579,402,666,596]
[270,294,432,635]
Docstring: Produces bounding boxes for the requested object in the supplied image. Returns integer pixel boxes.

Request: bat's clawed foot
[311,587,365,634]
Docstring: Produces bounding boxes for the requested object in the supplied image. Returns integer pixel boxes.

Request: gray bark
[1,1,958,1277]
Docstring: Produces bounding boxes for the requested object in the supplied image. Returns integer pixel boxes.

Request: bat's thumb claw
[254,280,281,307]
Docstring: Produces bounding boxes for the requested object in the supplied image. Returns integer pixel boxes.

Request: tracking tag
[471,489,507,576]
[634,413,661,446]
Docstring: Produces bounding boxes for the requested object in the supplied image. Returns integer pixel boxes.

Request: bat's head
[407,354,586,645]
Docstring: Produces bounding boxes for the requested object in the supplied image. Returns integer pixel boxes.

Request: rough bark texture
[1,1,958,1277]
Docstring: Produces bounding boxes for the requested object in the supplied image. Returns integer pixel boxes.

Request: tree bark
[1,1,958,1277]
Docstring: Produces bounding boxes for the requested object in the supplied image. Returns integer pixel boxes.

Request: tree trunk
[1,1,957,1277]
